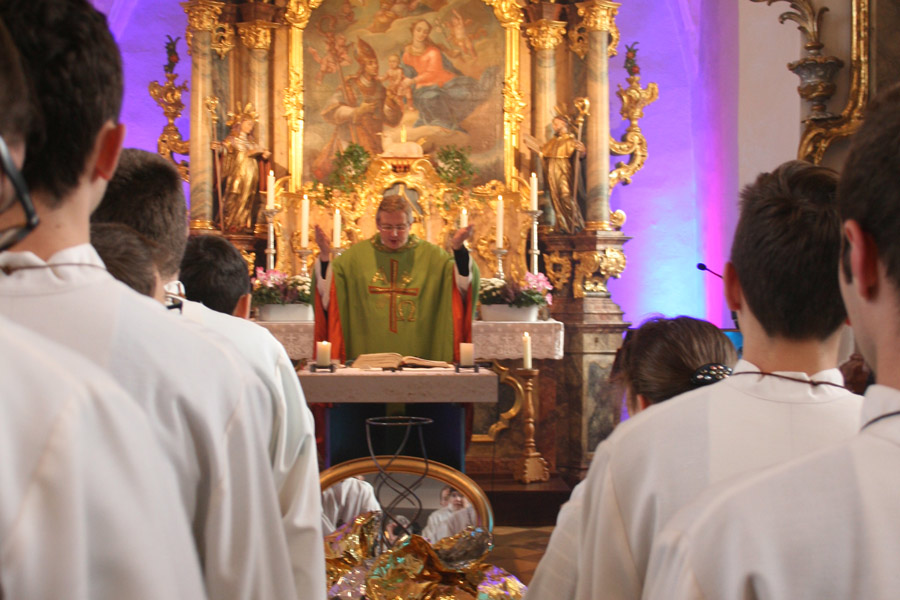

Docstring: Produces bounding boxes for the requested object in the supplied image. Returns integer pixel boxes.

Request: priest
[314,194,478,363]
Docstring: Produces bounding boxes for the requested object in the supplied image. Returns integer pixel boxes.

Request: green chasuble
[330,234,479,362]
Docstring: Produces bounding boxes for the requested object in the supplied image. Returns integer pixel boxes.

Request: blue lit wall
[97,0,740,327]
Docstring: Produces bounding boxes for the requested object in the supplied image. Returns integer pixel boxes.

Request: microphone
[696,263,723,279]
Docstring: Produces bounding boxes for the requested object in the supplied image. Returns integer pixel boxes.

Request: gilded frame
[283,0,525,194]
[319,455,494,531]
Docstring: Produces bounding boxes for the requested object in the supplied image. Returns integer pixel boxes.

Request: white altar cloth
[257,320,565,362]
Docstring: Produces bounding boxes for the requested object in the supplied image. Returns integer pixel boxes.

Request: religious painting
[303,0,506,185]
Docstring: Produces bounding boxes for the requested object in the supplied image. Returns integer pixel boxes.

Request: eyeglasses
[378,223,410,233]
[0,135,39,252]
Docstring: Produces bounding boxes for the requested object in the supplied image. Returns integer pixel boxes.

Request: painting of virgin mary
[400,19,500,132]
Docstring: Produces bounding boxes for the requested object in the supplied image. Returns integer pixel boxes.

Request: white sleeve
[316,258,333,311]
[642,527,704,600]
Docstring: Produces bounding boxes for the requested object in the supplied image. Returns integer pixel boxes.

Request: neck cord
[1,263,107,275]
[862,410,900,431]
[729,370,847,390]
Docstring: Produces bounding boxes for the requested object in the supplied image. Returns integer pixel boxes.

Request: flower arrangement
[479,273,553,307]
[251,268,312,307]
[624,41,640,76]
[163,35,181,75]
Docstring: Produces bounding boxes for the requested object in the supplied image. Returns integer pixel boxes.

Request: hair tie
[691,363,732,387]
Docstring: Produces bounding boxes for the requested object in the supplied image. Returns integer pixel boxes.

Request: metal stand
[263,207,281,272]
[455,363,480,373]
[512,368,550,483]
[309,363,336,373]
[366,416,433,554]
[526,209,543,274]
[491,248,508,280]
[295,247,313,278]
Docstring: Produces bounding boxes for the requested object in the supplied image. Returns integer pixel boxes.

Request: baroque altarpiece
[161,0,657,480]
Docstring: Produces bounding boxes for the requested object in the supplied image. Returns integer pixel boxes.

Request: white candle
[459,342,474,367]
[522,332,532,369]
[266,170,276,209]
[333,209,341,249]
[316,341,332,367]
[300,194,310,248]
[495,195,504,249]
[530,172,538,211]
[460,207,468,228]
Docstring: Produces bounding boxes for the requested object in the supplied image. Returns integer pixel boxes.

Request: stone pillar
[183,0,223,232]
[525,11,566,226]
[236,21,274,150]
[577,0,619,229]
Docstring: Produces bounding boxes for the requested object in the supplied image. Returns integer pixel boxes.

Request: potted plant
[478,272,553,322]
[252,267,314,322]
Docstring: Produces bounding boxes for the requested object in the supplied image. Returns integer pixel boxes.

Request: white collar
[723,359,848,403]
[0,243,108,285]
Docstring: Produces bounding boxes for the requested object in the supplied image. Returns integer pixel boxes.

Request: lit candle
[495,195,504,249]
[300,194,310,249]
[316,341,332,367]
[333,208,341,249]
[460,207,468,228]
[459,342,474,367]
[522,332,532,369]
[400,124,407,143]
[266,170,276,210]
[530,172,539,211]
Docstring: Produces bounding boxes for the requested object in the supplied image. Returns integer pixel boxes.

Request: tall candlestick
[333,209,341,248]
[316,341,332,367]
[495,195,504,249]
[530,172,538,211]
[300,194,310,249]
[459,342,474,367]
[460,207,468,228]
[522,332,532,369]
[266,170,276,210]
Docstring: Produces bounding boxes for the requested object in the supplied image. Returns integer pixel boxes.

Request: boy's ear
[93,122,126,181]
[232,293,252,320]
[843,220,880,301]
[723,262,743,312]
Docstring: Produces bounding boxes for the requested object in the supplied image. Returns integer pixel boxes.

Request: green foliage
[435,145,476,205]
[164,35,181,75]
[325,143,371,196]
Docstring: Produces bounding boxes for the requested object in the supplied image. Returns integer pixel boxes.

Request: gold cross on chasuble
[367,259,420,333]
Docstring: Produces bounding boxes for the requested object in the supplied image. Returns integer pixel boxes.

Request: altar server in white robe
[92,150,327,599]
[526,160,864,600]
[321,477,382,534]
[644,84,900,600]
[0,33,204,597]
[0,2,296,598]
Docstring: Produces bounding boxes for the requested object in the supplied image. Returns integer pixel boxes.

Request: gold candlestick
[513,367,550,484]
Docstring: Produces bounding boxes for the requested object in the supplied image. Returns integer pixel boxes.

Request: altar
[262,319,564,477]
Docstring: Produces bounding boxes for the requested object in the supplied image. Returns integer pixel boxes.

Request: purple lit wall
[96,0,740,327]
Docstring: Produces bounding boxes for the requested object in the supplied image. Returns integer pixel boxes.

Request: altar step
[471,474,572,527]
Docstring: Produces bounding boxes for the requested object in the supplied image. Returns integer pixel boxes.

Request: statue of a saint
[212,104,271,233]
[525,115,586,234]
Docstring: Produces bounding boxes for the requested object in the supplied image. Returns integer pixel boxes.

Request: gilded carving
[571,248,626,298]
[577,0,619,34]
[609,208,626,230]
[211,23,235,59]
[237,21,275,50]
[798,0,869,163]
[568,24,588,60]
[283,69,304,133]
[285,0,326,30]
[544,251,573,294]
[149,72,190,181]
[482,0,525,27]
[524,19,566,51]
[182,0,223,55]
[240,249,256,275]
[609,74,658,189]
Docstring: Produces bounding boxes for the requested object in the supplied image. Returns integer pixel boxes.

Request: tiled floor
[488,525,554,585]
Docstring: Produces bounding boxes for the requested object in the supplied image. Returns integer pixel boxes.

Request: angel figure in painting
[211,103,271,233]
[525,114,586,234]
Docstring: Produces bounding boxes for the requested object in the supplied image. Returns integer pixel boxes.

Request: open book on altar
[350,353,453,370]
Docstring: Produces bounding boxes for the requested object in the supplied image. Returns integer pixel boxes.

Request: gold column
[285,0,317,193]
[577,0,619,229]
[182,0,223,231]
